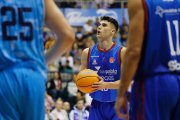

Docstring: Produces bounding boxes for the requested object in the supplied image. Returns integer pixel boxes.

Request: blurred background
[44,0,129,119]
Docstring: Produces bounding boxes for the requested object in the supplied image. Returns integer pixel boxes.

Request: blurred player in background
[80,16,127,120]
[0,0,74,120]
[115,0,180,120]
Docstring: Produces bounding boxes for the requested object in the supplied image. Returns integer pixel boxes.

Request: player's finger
[98,76,103,81]
[123,104,128,114]
[115,103,121,117]
[93,82,100,85]
[120,114,129,120]
[91,83,99,88]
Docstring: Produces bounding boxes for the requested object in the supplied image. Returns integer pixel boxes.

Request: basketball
[75,69,100,93]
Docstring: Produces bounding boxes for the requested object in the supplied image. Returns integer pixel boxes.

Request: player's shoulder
[128,0,144,13]
[82,48,90,53]
[82,44,96,54]
[82,47,91,57]
[121,46,126,52]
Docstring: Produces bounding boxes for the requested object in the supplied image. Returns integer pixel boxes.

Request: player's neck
[98,40,114,50]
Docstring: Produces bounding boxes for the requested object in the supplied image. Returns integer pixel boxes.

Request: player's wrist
[106,82,115,89]
[104,82,109,89]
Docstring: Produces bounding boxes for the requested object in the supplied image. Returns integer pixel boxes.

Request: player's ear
[112,29,118,38]
[111,29,116,34]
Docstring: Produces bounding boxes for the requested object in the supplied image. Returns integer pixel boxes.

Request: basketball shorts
[130,74,180,120]
[88,99,125,120]
[0,66,45,120]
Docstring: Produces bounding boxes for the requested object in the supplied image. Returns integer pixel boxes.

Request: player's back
[136,0,180,77]
[0,0,46,75]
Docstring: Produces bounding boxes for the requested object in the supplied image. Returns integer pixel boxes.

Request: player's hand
[91,77,108,90]
[115,96,129,120]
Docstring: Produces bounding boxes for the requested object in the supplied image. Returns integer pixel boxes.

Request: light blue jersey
[88,42,122,102]
[0,1,46,120]
[0,0,46,77]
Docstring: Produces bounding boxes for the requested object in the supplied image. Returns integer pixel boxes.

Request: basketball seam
[78,84,93,87]
[76,76,99,83]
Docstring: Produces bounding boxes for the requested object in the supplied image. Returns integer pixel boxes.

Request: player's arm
[44,0,75,65]
[74,48,89,83]
[80,48,89,71]
[115,0,145,118]
[117,0,145,99]
[92,78,120,90]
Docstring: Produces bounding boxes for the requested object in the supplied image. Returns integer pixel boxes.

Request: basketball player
[115,0,180,120]
[0,0,74,120]
[80,16,127,120]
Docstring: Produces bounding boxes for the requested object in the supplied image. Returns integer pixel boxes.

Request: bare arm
[80,48,89,71]
[121,47,127,61]
[117,0,145,97]
[44,0,75,65]
[104,80,120,89]
[115,0,145,118]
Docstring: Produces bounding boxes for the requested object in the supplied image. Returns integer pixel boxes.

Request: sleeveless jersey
[0,0,46,77]
[88,42,122,102]
[136,0,180,78]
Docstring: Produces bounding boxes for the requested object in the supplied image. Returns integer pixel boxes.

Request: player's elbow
[126,48,141,60]
[63,28,75,47]
[69,28,75,42]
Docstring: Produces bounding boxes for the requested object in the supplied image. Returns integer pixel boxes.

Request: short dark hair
[100,16,119,32]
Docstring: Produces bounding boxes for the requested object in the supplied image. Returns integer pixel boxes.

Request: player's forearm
[44,0,75,64]
[118,0,144,97]
[45,36,74,64]
[118,48,141,97]
[106,80,120,89]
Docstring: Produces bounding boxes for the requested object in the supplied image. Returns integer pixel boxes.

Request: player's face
[96,20,115,40]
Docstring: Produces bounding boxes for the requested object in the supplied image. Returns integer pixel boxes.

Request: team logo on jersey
[92,59,97,65]
[109,57,115,63]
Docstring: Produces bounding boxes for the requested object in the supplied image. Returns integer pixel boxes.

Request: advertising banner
[64,8,129,26]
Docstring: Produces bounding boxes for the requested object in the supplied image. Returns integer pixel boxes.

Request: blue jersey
[88,43,122,102]
[0,0,46,77]
[136,0,180,78]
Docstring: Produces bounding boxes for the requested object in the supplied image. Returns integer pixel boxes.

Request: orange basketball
[75,69,100,93]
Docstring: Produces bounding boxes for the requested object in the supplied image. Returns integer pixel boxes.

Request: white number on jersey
[166,20,180,56]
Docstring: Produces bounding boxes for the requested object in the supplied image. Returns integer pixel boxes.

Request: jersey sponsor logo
[156,6,180,18]
[109,57,115,63]
[99,69,117,75]
[101,76,114,81]
[168,60,180,71]
[91,55,99,58]
[155,6,164,18]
